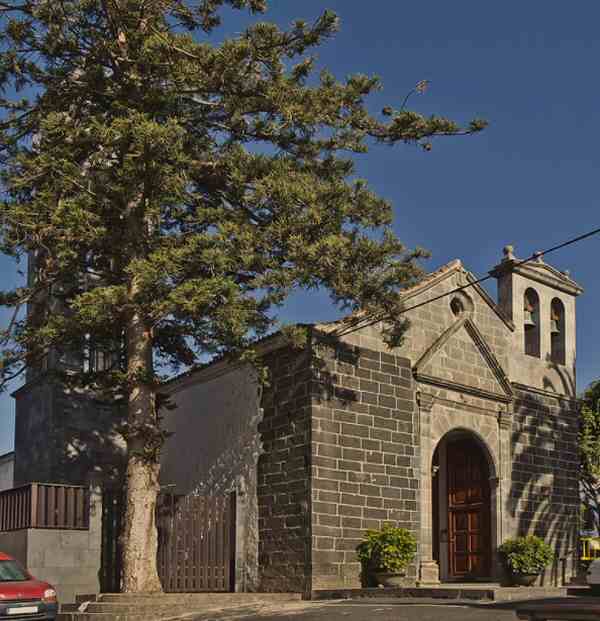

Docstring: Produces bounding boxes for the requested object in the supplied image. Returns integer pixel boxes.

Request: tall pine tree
[0,0,485,591]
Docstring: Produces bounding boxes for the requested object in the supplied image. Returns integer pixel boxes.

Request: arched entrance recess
[432,430,496,582]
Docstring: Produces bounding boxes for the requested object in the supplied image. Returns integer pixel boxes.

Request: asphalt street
[187,598,532,621]
[240,601,517,621]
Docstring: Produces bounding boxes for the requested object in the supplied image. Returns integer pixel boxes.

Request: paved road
[185,595,600,621]
[188,598,523,621]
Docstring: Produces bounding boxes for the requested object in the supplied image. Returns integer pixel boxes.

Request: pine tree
[0,0,485,591]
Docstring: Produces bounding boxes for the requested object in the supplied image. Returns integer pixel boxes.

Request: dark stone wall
[309,336,419,590]
[13,381,55,486]
[258,345,313,593]
[14,378,125,487]
[510,387,579,573]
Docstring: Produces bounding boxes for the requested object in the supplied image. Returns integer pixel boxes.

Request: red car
[0,552,57,620]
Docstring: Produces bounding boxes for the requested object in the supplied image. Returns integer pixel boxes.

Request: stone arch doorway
[432,430,495,582]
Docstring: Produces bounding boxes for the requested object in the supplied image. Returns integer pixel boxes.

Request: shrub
[498,536,555,575]
[356,524,417,573]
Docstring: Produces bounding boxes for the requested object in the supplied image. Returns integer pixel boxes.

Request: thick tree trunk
[122,444,162,592]
[121,308,163,593]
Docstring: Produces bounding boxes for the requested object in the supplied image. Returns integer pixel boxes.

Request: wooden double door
[446,439,491,580]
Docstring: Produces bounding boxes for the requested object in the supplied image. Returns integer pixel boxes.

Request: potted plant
[498,535,555,586]
[356,524,417,587]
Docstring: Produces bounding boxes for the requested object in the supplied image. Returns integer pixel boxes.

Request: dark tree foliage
[581,380,600,532]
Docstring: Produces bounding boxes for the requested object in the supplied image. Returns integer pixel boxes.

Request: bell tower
[490,245,583,396]
[12,252,126,487]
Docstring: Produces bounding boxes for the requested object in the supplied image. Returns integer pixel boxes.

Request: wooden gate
[157,493,236,592]
[101,491,236,593]
[157,494,235,593]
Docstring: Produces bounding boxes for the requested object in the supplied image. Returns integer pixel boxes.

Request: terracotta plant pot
[510,572,539,587]
[373,571,406,588]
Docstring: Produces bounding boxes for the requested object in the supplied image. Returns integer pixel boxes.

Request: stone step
[58,614,155,621]
[312,585,570,602]
[85,602,219,614]
[75,594,99,605]
[58,602,256,621]
[98,592,301,604]
[58,592,303,620]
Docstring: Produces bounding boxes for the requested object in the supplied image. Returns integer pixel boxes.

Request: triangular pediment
[316,259,515,337]
[413,314,513,403]
[399,260,515,330]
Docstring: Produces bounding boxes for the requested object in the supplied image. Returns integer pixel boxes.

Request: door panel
[447,440,491,580]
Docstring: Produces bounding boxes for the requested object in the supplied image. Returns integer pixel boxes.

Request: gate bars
[101,491,236,593]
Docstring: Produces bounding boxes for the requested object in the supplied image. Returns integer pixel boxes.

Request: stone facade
[257,345,313,593]
[309,337,419,589]
[510,386,580,563]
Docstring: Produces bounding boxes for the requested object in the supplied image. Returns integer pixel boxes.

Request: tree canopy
[0,0,485,590]
[580,380,600,531]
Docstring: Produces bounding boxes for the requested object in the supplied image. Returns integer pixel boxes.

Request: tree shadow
[257,333,372,593]
[13,381,126,488]
[507,355,580,586]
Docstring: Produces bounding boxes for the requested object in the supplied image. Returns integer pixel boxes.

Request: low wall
[0,484,102,604]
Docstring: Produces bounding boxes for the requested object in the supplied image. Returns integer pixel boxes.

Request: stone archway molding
[418,390,506,585]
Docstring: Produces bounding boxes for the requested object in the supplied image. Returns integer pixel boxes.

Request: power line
[332,225,600,339]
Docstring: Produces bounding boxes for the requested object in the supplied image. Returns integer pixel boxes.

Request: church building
[159,246,583,592]
[12,246,583,594]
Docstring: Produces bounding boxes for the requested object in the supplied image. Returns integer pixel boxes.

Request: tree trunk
[121,307,163,593]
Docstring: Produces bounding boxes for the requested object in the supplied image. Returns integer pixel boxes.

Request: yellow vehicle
[581,536,600,561]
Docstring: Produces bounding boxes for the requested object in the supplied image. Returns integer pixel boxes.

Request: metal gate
[101,491,236,593]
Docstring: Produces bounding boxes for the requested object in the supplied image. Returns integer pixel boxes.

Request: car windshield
[0,561,28,582]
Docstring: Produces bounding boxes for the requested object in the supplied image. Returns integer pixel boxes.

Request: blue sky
[0,1,599,453]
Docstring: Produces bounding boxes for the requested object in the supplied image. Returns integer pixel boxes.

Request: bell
[524,310,535,326]
[550,319,560,334]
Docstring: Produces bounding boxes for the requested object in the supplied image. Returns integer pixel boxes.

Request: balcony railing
[0,483,89,532]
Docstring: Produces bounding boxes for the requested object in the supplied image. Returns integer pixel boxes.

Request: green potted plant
[356,524,417,587]
[498,535,555,586]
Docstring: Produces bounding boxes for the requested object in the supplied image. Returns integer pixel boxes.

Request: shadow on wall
[57,392,126,487]
[14,384,126,488]
[313,336,419,586]
[255,339,356,593]
[508,356,580,586]
[257,344,317,593]
[158,365,265,592]
[262,334,419,591]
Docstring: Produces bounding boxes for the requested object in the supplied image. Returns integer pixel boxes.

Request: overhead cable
[332,225,600,338]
